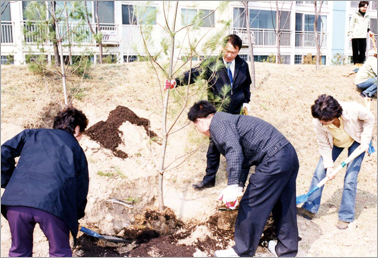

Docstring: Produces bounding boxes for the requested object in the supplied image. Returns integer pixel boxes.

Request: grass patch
[97,171,114,177]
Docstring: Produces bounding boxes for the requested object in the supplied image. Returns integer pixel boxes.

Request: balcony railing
[232,27,291,47]
[295,31,327,48]
[1,22,14,44]
[21,21,119,45]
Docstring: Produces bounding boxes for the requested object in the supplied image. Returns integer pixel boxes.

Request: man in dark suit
[188,100,299,257]
[166,34,252,190]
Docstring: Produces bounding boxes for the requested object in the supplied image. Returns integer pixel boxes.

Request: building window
[281,55,290,64]
[181,8,215,27]
[371,18,377,34]
[22,1,46,20]
[233,7,246,28]
[239,54,249,61]
[122,5,156,25]
[123,55,138,62]
[1,1,11,21]
[94,1,114,24]
[122,5,137,25]
[296,1,327,6]
[295,13,327,47]
[254,55,268,62]
[1,55,14,65]
[295,55,302,64]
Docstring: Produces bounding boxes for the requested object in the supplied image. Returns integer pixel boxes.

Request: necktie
[227,62,233,88]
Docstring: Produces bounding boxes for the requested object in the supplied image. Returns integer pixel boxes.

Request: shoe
[214,248,239,257]
[360,92,369,98]
[192,180,215,190]
[336,220,349,230]
[296,207,315,220]
[268,240,278,257]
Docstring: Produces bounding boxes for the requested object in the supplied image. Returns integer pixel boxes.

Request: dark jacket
[176,55,252,114]
[1,129,89,240]
[209,112,290,185]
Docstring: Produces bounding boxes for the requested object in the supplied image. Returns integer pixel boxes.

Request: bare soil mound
[85,105,158,159]
[73,208,277,257]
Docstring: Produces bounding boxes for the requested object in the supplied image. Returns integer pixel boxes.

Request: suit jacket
[209,112,290,185]
[176,55,252,114]
[1,129,89,240]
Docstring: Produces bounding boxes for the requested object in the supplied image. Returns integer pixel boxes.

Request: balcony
[1,22,14,44]
[295,31,327,48]
[232,27,291,47]
[21,21,119,45]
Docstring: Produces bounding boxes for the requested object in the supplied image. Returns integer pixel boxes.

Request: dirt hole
[73,208,277,257]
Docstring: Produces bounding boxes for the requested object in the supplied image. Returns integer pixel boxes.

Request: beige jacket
[355,56,377,85]
[348,11,370,39]
[312,101,375,168]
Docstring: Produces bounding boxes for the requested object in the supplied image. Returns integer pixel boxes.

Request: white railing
[232,27,291,47]
[21,21,119,45]
[1,22,14,44]
[295,31,327,48]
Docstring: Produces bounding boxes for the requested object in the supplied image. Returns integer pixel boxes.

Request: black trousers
[203,138,249,187]
[233,143,299,257]
[352,38,367,64]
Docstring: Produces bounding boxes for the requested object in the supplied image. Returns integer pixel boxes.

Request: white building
[1,1,377,65]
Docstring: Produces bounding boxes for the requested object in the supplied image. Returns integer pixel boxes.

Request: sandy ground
[1,62,377,257]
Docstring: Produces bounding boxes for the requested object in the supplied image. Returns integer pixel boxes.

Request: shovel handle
[316,147,365,188]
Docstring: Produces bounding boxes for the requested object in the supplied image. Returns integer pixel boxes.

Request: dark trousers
[203,138,221,184]
[6,206,72,257]
[352,38,367,64]
[233,144,299,257]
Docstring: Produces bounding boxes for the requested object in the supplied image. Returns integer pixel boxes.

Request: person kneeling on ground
[297,94,375,230]
[1,106,89,257]
[188,100,299,257]
[355,53,377,98]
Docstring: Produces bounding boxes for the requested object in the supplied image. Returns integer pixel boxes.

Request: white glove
[219,184,244,209]
[242,103,251,115]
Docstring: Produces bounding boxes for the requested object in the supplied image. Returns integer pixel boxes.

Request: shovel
[296,146,368,205]
[80,226,128,242]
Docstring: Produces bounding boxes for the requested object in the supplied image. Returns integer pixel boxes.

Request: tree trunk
[276,2,281,64]
[64,1,72,65]
[314,1,324,70]
[95,1,102,64]
[51,1,60,66]
[55,18,68,105]
[158,1,179,212]
[243,1,255,90]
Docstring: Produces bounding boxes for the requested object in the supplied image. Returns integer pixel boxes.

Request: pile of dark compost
[85,105,158,159]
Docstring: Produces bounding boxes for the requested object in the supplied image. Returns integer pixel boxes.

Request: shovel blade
[296,185,319,205]
[296,194,309,205]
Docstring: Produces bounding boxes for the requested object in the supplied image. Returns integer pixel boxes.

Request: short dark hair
[188,100,216,122]
[359,1,369,7]
[311,94,343,121]
[224,34,242,50]
[53,106,88,134]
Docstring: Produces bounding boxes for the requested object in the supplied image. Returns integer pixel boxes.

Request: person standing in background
[348,1,374,68]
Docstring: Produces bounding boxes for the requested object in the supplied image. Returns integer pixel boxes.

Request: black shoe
[192,180,215,190]
[296,207,315,220]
